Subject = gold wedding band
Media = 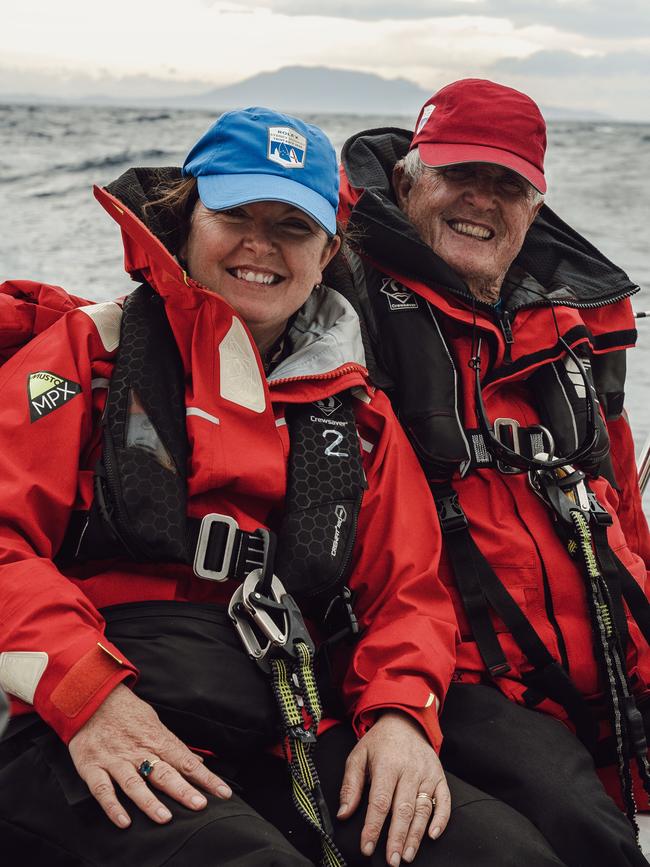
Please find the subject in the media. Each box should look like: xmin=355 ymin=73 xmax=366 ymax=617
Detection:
xmin=416 ymin=791 xmax=434 ymax=803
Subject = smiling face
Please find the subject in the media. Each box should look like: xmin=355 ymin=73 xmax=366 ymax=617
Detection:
xmin=393 ymin=160 xmax=543 ymax=303
xmin=182 ymin=200 xmax=340 ymax=353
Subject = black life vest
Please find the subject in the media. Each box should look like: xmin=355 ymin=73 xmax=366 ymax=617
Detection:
xmin=51 ymin=281 xmax=368 ymax=866
xmin=331 ymin=248 xmax=650 ymax=824
xmin=44 ymin=282 xmax=367 ymax=760
xmin=61 ymin=282 xmax=367 ymax=620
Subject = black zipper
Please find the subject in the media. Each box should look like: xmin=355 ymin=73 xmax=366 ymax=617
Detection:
xmin=444 ymin=282 xmax=639 ymax=316
xmin=499 ymin=310 xmax=514 ymax=364
xmin=98 ymin=422 xmax=140 ymax=559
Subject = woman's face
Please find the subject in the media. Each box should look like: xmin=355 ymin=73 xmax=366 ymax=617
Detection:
xmin=182 ymin=200 xmax=340 ymax=344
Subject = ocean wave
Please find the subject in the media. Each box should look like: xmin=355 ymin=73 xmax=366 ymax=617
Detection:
xmin=52 ymin=148 xmax=171 ymax=173
xmin=2 ymin=148 xmax=172 ymax=183
xmin=117 ymin=113 xmax=173 ymax=123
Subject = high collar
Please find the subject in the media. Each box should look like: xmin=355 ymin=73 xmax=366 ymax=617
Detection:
xmin=340 ymin=127 xmax=639 ymax=313
xmin=94 ymin=167 xmax=366 ymax=382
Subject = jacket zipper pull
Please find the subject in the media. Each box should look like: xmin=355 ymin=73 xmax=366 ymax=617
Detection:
xmin=499 ymin=310 xmax=514 ymax=364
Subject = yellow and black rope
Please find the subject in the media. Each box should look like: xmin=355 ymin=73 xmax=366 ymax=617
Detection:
xmin=271 ymin=645 xmax=346 ymax=867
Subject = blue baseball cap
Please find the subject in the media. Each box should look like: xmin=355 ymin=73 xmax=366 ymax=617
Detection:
xmin=182 ymin=107 xmax=339 ymax=236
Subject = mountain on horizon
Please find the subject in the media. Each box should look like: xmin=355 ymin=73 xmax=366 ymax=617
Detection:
xmin=173 ymin=66 xmax=430 ymax=116
xmin=1 ymin=64 xmax=610 ymax=121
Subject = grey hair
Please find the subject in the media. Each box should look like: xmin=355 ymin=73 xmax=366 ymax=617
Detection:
xmin=395 ymin=149 xmax=425 ymax=183
xmin=396 ymin=148 xmax=544 ymax=205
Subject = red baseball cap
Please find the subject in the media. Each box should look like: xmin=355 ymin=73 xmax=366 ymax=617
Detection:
xmin=410 ymin=78 xmax=547 ymax=194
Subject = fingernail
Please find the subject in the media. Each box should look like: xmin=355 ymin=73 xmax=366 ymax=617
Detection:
xmin=116 ymin=813 xmax=130 ymax=828
xmin=404 ymin=847 xmax=415 ymax=862
xmin=430 ymin=826 xmax=441 ymax=840
xmin=337 ymin=803 xmax=348 ymax=817
xmin=191 ymin=794 xmax=207 ymax=808
xmin=362 ymin=841 xmax=375 ymax=856
xmin=157 ymin=806 xmax=172 ymax=821
xmin=217 ymin=784 xmax=231 ymax=798
xmin=390 ymin=852 xmax=401 ymax=867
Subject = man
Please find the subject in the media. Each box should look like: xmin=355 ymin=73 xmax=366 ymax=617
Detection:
xmin=335 ymin=78 xmax=650 ymax=866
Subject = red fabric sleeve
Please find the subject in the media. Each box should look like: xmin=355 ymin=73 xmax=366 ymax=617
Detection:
xmin=0 ymin=304 xmax=137 ymax=742
xmin=341 ymin=389 xmax=458 ymax=752
xmin=608 ymin=412 xmax=650 ymax=569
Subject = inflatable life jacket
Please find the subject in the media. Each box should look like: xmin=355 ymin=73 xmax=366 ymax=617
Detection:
xmin=60 ymin=282 xmax=367 ymax=625
xmin=327 ymin=245 xmax=650 ymax=829
xmin=1 ymin=279 xmax=366 ymax=867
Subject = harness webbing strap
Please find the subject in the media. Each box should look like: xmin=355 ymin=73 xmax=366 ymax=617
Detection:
xmin=614 ymin=554 xmax=650 ymax=646
xmin=465 ymin=426 xmax=549 ymax=473
xmin=434 ymin=487 xmax=510 ymax=677
xmin=587 ymin=503 xmax=650 ymax=650
xmin=432 ymin=484 xmax=599 ymax=750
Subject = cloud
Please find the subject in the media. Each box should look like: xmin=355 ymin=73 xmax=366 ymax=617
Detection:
xmin=481 ymin=0 xmax=650 ymax=39
xmin=485 ymin=48 xmax=650 ymax=121
xmin=5 ymin=0 xmax=650 ymax=121
xmin=208 ymin=0 xmax=650 ymax=38
xmin=493 ymin=49 xmax=650 ymax=77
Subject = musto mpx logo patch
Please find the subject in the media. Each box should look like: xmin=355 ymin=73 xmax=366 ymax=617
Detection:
xmin=28 ymin=370 xmax=82 ymax=422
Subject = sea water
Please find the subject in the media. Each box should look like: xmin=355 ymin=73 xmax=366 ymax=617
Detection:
xmin=1 ymin=103 xmax=649 ymax=463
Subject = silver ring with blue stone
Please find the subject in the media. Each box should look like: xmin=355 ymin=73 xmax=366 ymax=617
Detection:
xmin=138 ymin=758 xmax=161 ymax=779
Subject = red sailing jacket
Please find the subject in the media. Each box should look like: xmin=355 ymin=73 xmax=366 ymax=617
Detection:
xmin=338 ymin=127 xmax=650 ymax=807
xmin=0 ymin=171 xmax=458 ymax=752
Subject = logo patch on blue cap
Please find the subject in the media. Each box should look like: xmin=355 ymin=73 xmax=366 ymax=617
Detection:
xmin=267 ymin=126 xmax=307 ymax=169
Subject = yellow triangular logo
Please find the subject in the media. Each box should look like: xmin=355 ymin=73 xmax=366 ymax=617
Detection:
xmin=29 ymin=371 xmax=64 ymax=400
xmin=27 ymin=371 xmax=82 ymax=422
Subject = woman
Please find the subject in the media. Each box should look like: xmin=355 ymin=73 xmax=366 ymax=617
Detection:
xmin=0 ymin=108 xmax=565 ymax=867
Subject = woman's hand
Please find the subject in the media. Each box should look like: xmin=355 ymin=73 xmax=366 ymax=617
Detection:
xmin=68 ymin=683 xmax=232 ymax=828
xmin=336 ymin=710 xmax=451 ymax=866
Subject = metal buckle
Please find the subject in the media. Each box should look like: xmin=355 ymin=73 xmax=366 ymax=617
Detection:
xmin=493 ymin=417 xmax=521 ymax=474
xmin=193 ymin=513 xmax=238 ymax=582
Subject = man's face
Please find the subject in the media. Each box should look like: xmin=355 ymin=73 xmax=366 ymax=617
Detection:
xmin=394 ymin=161 xmax=543 ymax=302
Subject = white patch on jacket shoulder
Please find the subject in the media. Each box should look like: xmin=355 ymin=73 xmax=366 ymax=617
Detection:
xmin=79 ymin=302 xmax=123 ymax=352
xmin=219 ymin=318 xmax=266 ymax=413
xmin=0 ymin=651 xmax=48 ymax=703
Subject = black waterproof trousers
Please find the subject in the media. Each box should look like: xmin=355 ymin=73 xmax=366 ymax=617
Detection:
xmin=0 ymin=716 xmax=565 ymax=867
xmin=439 ymin=683 xmax=648 ymax=867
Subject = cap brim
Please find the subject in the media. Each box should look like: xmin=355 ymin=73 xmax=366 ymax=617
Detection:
xmin=197 ymin=173 xmax=337 ymax=236
xmin=417 ymin=142 xmax=546 ymax=194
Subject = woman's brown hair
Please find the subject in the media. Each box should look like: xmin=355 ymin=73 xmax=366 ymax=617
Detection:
xmin=143 ymin=175 xmax=199 ymax=255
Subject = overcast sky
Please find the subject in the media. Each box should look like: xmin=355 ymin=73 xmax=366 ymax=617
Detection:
xmin=3 ymin=0 xmax=649 ymax=120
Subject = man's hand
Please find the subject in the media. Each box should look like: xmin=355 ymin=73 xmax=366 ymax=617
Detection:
xmin=336 ymin=710 xmax=450 ymax=866
xmin=68 ymin=683 xmax=232 ymax=828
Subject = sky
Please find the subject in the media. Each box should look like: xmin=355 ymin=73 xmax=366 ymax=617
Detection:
xmin=2 ymin=0 xmax=650 ymax=120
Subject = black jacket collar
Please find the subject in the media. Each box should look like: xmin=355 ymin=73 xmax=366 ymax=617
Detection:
xmin=341 ymin=128 xmax=639 ymax=311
